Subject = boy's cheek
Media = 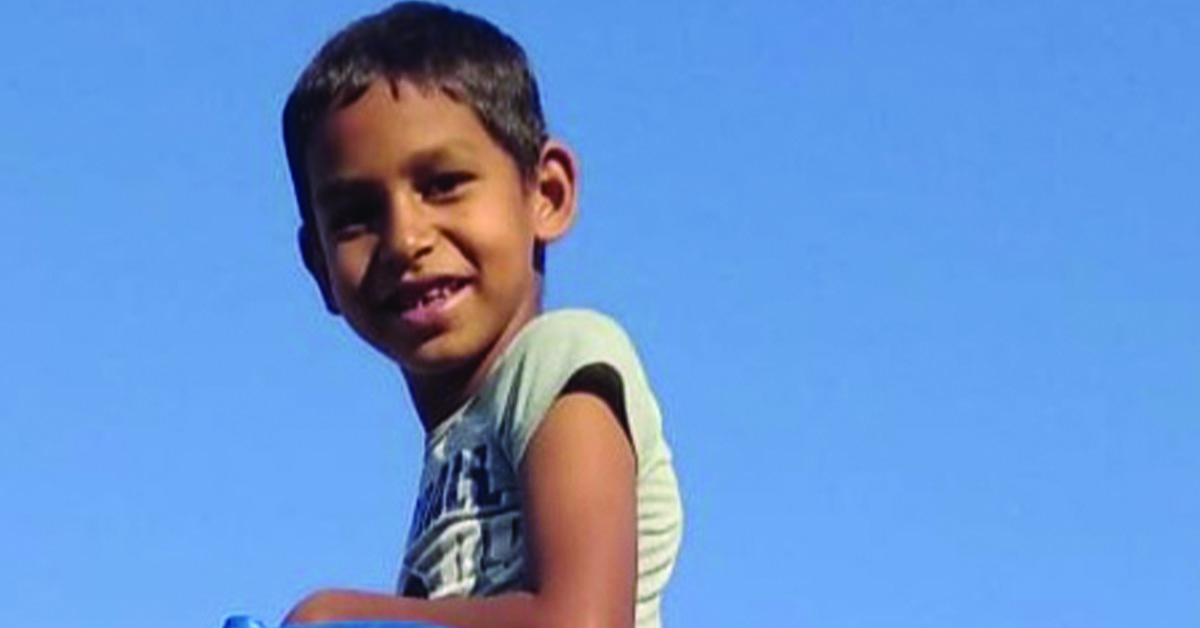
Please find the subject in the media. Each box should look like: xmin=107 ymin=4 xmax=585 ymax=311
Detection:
xmin=327 ymin=245 xmax=373 ymax=295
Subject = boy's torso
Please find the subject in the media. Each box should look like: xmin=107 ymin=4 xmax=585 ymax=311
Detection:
xmin=397 ymin=309 xmax=684 ymax=628
xmin=400 ymin=401 xmax=527 ymax=598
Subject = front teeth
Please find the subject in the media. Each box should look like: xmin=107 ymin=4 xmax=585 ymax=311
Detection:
xmin=420 ymin=285 xmax=452 ymax=305
xmin=411 ymin=280 xmax=462 ymax=308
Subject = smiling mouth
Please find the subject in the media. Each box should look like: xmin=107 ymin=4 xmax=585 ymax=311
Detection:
xmin=391 ymin=276 xmax=471 ymax=315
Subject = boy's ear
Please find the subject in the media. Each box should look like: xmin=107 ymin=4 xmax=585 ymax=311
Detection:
xmin=298 ymin=224 xmax=341 ymax=315
xmin=530 ymin=140 xmax=579 ymax=243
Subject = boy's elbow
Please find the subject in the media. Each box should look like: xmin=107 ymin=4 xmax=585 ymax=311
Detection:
xmin=282 ymin=589 xmax=352 ymax=626
xmin=537 ymin=598 xmax=633 ymax=628
xmin=551 ymin=612 xmax=633 ymax=628
xmin=562 ymin=613 xmax=633 ymax=628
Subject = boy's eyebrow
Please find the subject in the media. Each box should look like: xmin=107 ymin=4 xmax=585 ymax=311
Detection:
xmin=404 ymin=141 xmax=478 ymax=169
xmin=312 ymin=178 xmax=377 ymax=210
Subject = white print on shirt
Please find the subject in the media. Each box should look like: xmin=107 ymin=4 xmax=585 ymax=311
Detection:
xmin=400 ymin=440 xmax=525 ymax=598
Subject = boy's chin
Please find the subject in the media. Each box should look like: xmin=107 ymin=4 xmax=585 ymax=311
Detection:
xmin=387 ymin=336 xmax=483 ymax=378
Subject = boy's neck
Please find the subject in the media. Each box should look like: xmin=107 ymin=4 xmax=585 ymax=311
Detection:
xmin=403 ymin=290 xmax=543 ymax=434
xmin=404 ymin=361 xmax=484 ymax=433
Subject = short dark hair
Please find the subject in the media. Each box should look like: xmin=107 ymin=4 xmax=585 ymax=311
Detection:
xmin=282 ymin=2 xmax=548 ymax=231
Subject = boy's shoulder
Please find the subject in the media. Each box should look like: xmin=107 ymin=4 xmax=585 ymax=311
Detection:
xmin=496 ymin=308 xmax=643 ymax=386
xmin=515 ymin=308 xmax=632 ymax=351
xmin=468 ymin=308 xmax=659 ymax=465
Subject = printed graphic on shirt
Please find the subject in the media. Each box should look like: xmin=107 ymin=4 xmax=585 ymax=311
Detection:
xmin=399 ymin=435 xmax=527 ymax=598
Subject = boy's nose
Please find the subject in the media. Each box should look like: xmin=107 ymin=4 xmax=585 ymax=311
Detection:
xmin=379 ymin=193 xmax=435 ymax=265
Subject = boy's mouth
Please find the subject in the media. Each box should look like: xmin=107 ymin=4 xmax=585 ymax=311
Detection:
xmin=390 ymin=276 xmax=471 ymax=318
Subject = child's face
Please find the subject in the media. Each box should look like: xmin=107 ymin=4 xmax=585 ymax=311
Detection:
xmin=302 ymin=80 xmax=568 ymax=374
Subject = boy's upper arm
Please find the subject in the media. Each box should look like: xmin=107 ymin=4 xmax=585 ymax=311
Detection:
xmin=518 ymin=389 xmax=637 ymax=628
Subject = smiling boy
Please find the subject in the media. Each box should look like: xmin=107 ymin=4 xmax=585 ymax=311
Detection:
xmin=279 ymin=4 xmax=682 ymax=628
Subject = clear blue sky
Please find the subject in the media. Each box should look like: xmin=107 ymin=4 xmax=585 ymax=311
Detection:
xmin=2 ymin=1 xmax=1197 ymax=627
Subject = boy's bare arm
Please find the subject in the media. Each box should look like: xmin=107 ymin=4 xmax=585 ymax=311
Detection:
xmin=283 ymin=390 xmax=638 ymax=628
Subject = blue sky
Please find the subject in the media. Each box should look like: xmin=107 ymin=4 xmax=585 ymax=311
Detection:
xmin=2 ymin=1 xmax=1197 ymax=627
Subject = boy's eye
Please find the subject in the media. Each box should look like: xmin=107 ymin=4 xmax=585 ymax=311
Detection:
xmin=323 ymin=200 xmax=378 ymax=239
xmin=315 ymin=183 xmax=386 ymax=239
xmin=418 ymin=171 xmax=474 ymax=201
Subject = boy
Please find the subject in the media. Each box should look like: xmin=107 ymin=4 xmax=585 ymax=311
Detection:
xmin=279 ymin=3 xmax=682 ymax=628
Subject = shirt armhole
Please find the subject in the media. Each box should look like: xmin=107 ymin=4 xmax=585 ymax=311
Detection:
xmin=560 ymin=362 xmax=634 ymax=448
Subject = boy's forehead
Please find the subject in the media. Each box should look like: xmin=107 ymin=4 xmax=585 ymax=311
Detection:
xmin=305 ymin=79 xmax=489 ymax=180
